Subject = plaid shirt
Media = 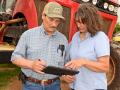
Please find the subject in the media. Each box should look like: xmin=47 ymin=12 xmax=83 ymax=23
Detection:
xmin=11 ymin=24 xmax=68 ymax=80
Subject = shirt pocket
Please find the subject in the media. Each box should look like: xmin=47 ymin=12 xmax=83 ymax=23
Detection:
xmin=55 ymin=50 xmax=65 ymax=67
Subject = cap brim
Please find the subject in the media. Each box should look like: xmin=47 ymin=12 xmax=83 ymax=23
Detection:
xmin=47 ymin=14 xmax=65 ymax=20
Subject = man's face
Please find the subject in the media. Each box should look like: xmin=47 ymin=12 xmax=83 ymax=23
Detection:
xmin=42 ymin=14 xmax=61 ymax=35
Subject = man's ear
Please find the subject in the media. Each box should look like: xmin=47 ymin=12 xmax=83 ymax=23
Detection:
xmin=42 ymin=12 xmax=45 ymax=20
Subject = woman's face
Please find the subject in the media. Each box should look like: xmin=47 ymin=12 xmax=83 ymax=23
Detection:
xmin=75 ymin=18 xmax=87 ymax=33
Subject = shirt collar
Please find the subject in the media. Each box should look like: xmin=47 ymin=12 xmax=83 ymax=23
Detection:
xmin=40 ymin=24 xmax=58 ymax=36
xmin=86 ymin=32 xmax=91 ymax=38
xmin=78 ymin=31 xmax=91 ymax=39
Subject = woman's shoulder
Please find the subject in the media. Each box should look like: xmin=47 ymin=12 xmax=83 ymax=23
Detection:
xmin=95 ymin=31 xmax=108 ymax=38
xmin=96 ymin=31 xmax=107 ymax=36
xmin=94 ymin=31 xmax=109 ymax=41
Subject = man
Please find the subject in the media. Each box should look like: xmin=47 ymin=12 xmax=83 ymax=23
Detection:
xmin=11 ymin=2 xmax=68 ymax=90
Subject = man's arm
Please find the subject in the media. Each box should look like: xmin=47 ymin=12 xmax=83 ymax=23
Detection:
xmin=12 ymin=58 xmax=32 ymax=69
xmin=12 ymin=58 xmax=47 ymax=74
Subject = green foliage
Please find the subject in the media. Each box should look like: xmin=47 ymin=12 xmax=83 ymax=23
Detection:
xmin=0 ymin=63 xmax=20 ymax=88
xmin=0 ymin=63 xmax=17 ymax=68
xmin=114 ymin=23 xmax=120 ymax=34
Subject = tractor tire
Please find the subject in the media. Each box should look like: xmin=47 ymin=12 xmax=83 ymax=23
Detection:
xmin=108 ymin=42 xmax=120 ymax=90
xmin=0 ymin=50 xmax=13 ymax=63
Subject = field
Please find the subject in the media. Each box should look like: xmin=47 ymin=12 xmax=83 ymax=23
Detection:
xmin=0 ymin=63 xmax=21 ymax=90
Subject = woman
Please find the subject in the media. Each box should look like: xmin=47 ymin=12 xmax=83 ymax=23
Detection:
xmin=65 ymin=3 xmax=110 ymax=90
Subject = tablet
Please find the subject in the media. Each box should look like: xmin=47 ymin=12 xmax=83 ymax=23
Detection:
xmin=42 ymin=66 xmax=79 ymax=76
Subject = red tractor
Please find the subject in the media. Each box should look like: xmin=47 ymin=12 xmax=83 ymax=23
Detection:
xmin=0 ymin=0 xmax=120 ymax=89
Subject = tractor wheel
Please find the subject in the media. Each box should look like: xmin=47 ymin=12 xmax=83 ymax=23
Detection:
xmin=108 ymin=42 xmax=120 ymax=90
xmin=107 ymin=56 xmax=115 ymax=86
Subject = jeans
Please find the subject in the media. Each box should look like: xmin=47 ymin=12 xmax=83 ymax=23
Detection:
xmin=23 ymin=79 xmax=61 ymax=90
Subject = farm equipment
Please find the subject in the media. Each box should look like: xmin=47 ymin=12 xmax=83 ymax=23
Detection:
xmin=0 ymin=0 xmax=120 ymax=89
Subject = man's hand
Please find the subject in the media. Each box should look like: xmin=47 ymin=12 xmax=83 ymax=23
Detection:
xmin=31 ymin=59 xmax=47 ymax=74
xmin=61 ymin=75 xmax=76 ymax=83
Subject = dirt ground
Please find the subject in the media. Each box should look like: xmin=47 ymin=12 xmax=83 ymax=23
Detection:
xmin=1 ymin=76 xmax=22 ymax=90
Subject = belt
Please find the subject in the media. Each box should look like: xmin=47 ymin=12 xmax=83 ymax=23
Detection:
xmin=26 ymin=77 xmax=59 ymax=86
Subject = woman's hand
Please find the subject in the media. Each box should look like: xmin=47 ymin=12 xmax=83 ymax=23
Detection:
xmin=65 ymin=58 xmax=85 ymax=70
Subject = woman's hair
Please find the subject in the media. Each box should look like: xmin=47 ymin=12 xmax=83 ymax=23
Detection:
xmin=75 ymin=3 xmax=103 ymax=36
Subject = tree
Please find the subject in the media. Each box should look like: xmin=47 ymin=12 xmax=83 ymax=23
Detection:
xmin=114 ymin=23 xmax=120 ymax=34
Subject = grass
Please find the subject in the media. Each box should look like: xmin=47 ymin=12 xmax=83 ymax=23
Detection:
xmin=0 ymin=63 xmax=17 ymax=68
xmin=0 ymin=63 xmax=20 ymax=88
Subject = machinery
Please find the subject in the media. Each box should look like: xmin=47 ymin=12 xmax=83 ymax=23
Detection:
xmin=0 ymin=0 xmax=120 ymax=89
